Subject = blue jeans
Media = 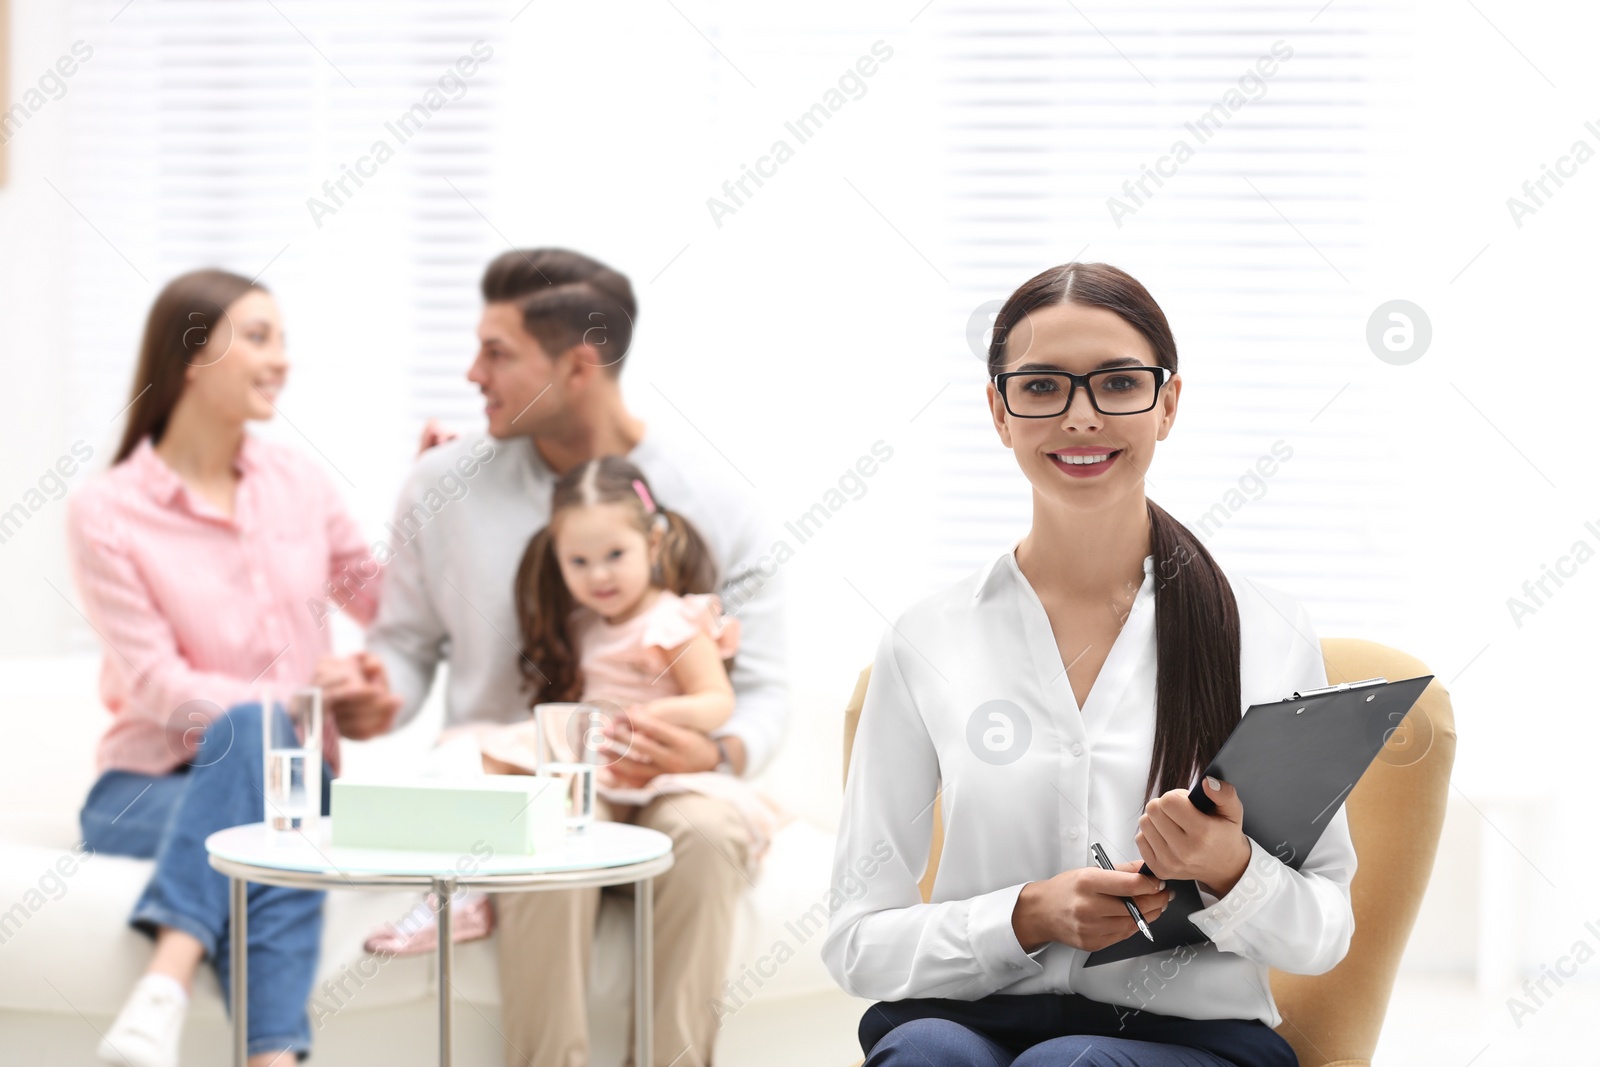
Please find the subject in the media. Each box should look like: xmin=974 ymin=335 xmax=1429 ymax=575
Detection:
xmin=861 ymin=994 xmax=1298 ymax=1067
xmin=81 ymin=702 xmax=331 ymax=1061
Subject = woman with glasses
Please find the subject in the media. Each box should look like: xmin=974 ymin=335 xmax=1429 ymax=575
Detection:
xmin=822 ymin=262 xmax=1355 ymax=1067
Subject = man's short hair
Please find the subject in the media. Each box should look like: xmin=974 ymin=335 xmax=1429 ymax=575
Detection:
xmin=480 ymin=248 xmax=637 ymax=374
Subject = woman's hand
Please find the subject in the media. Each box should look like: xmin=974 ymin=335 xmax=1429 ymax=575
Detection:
xmin=1012 ymin=861 xmax=1173 ymax=952
xmin=1135 ymin=776 xmax=1252 ymax=898
xmin=314 ymin=652 xmax=402 ymax=741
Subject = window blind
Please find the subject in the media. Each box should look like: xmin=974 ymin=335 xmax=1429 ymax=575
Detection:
xmin=928 ymin=1 xmax=1408 ymax=637
xmin=60 ymin=0 xmax=507 ymax=648
xmin=63 ymin=0 xmax=505 ymax=455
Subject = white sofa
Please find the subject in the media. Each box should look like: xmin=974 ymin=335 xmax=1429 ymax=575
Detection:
xmin=0 ymin=655 xmax=867 ymax=1066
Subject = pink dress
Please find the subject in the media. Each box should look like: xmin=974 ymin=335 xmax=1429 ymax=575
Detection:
xmin=570 ymin=589 xmax=741 ymax=712
xmin=475 ymin=589 xmax=782 ymax=874
xmin=581 ymin=591 xmax=779 ymax=871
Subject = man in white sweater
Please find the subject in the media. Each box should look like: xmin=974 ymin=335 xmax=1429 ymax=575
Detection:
xmin=322 ymin=248 xmax=789 ymax=1067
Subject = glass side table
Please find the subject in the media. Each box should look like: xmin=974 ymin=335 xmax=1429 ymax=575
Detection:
xmin=205 ymin=817 xmax=673 ymax=1067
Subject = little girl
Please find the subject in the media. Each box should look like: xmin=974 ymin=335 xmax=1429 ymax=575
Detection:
xmin=496 ymin=453 xmax=743 ymax=769
xmin=366 ymin=456 xmax=775 ymax=956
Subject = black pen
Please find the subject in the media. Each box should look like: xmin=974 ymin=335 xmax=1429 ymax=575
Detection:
xmin=1090 ymin=841 xmax=1155 ymax=942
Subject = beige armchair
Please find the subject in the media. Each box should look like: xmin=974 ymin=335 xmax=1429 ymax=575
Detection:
xmin=841 ymin=638 xmax=1456 ymax=1067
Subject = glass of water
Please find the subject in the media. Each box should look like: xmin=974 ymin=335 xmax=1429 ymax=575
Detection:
xmin=533 ymin=701 xmax=612 ymax=767
xmin=539 ymin=762 xmax=596 ymax=833
xmin=533 ymin=702 xmax=611 ymax=833
xmin=263 ymin=687 xmax=322 ymax=831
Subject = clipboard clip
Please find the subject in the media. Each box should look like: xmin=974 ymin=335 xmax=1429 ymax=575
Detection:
xmin=1292 ymin=677 xmax=1387 ymax=700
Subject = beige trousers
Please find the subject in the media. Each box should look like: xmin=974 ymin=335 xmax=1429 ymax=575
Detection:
xmin=494 ymin=790 xmax=752 ymax=1067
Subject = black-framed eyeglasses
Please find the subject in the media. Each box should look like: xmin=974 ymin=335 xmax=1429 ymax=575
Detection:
xmin=991 ymin=366 xmax=1168 ymax=418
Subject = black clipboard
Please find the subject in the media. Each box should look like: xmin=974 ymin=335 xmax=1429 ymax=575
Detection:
xmin=1083 ymin=673 xmax=1434 ymax=966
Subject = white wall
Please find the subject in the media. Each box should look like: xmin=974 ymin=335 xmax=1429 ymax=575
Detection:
xmin=0 ymin=0 xmax=77 ymax=655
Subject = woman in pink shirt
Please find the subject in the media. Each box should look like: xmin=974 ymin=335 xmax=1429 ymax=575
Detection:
xmin=67 ymin=269 xmax=398 ymax=1067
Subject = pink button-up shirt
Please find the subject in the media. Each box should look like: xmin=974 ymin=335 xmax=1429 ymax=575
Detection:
xmin=66 ymin=435 xmax=380 ymax=777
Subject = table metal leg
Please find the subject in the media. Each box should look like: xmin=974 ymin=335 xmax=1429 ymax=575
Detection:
xmin=435 ymin=878 xmax=454 ymax=1067
xmin=635 ymin=876 xmax=653 ymax=1067
xmin=230 ymin=877 xmax=247 ymax=1067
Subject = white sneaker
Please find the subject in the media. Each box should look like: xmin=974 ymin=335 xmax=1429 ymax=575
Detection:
xmin=98 ymin=974 xmax=188 ymax=1067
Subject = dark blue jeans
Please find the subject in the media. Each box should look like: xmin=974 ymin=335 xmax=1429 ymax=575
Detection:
xmin=81 ymin=702 xmax=331 ymax=1061
xmin=862 ymin=993 xmax=1298 ymax=1067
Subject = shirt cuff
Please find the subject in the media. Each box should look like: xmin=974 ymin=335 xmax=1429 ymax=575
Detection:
xmin=1187 ymin=838 xmax=1284 ymax=946
xmin=968 ymin=882 xmax=1049 ymax=982
xmin=713 ymin=721 xmax=768 ymax=779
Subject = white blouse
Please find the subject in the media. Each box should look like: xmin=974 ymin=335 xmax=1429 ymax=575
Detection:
xmin=822 ymin=537 xmax=1357 ymax=1029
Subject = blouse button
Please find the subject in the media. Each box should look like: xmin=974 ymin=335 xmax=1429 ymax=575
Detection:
xmin=1070 ymin=742 xmax=1083 ymax=757
xmin=1068 ymin=826 xmax=1080 ymax=840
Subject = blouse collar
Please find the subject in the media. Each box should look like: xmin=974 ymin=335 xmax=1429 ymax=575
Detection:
xmin=125 ymin=433 xmax=261 ymax=510
xmin=125 ymin=436 xmax=184 ymax=506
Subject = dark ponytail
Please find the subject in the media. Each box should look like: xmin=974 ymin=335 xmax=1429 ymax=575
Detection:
xmin=1144 ymin=499 xmax=1241 ymax=804
xmin=514 ymin=455 xmax=724 ymax=705
xmin=989 ymin=262 xmax=1241 ymax=803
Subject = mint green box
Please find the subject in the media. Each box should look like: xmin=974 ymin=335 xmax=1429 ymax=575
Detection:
xmin=331 ymin=777 xmax=564 ymax=855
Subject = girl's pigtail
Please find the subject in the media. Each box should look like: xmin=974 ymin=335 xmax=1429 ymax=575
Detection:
xmin=514 ymin=523 xmax=584 ymax=705
xmin=653 ymin=505 xmax=718 ymax=597
xmin=653 ymin=505 xmax=735 ymax=671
